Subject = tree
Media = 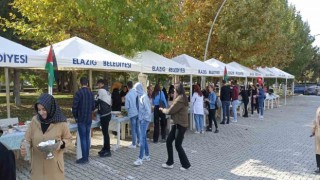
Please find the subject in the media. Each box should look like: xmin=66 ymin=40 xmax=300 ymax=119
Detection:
xmin=169 ymin=0 xmax=314 ymax=75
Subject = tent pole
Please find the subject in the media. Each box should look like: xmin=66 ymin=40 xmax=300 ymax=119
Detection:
xmin=285 ymin=78 xmax=287 ymax=105
xmin=5 ymin=68 xmax=11 ymax=118
xmin=89 ymin=70 xmax=93 ymax=90
xmin=292 ymin=80 xmax=295 ymax=95
xmin=190 ymin=75 xmax=193 ymax=130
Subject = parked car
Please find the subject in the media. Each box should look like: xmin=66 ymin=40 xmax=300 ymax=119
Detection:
xmin=304 ymin=85 xmax=319 ymax=95
xmin=294 ymin=85 xmax=306 ymax=94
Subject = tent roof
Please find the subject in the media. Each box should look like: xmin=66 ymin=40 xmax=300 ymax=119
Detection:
xmin=256 ymin=67 xmax=276 ymax=78
xmin=129 ymin=50 xmax=191 ymax=75
xmin=204 ymin=58 xmax=246 ymax=77
xmin=228 ymin=62 xmax=262 ymax=77
xmin=0 ymin=36 xmax=45 ymax=68
xmin=269 ymin=67 xmax=295 ymax=79
xmin=37 ymin=36 xmax=140 ymax=72
xmin=172 ymin=54 xmax=222 ymax=76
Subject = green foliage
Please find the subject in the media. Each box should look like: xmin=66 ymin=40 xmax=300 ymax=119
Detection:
xmin=0 ymin=0 xmax=317 ymax=83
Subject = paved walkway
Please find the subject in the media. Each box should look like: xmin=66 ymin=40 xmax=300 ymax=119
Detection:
xmin=16 ymin=95 xmax=320 ymax=180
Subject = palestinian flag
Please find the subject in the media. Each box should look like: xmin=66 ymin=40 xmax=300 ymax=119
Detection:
xmin=223 ymin=66 xmax=228 ymax=81
xmin=45 ymin=45 xmax=56 ymax=88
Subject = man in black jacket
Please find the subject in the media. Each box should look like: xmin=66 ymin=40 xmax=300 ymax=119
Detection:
xmin=96 ymin=79 xmax=112 ymax=157
xmin=72 ymin=77 xmax=95 ymax=164
xmin=220 ymin=80 xmax=231 ymax=124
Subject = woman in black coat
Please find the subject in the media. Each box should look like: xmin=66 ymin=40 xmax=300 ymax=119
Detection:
xmin=250 ymin=85 xmax=259 ymax=115
xmin=0 ymin=142 xmax=16 ymax=180
xmin=111 ymin=83 xmax=122 ymax=111
xmin=239 ymin=86 xmax=249 ymax=117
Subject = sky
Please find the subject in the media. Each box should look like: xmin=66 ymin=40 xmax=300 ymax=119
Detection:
xmin=287 ymin=0 xmax=320 ymax=47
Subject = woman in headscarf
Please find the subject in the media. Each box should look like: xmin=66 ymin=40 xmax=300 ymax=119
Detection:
xmin=160 ymin=83 xmax=191 ymax=171
xmin=20 ymin=93 xmax=72 ymax=180
xmin=311 ymin=107 xmax=320 ymax=173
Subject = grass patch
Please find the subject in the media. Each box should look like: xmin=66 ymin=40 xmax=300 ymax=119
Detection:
xmin=0 ymin=93 xmax=74 ymax=122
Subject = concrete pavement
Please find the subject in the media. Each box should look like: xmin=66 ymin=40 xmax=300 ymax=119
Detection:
xmin=16 ymin=95 xmax=320 ymax=180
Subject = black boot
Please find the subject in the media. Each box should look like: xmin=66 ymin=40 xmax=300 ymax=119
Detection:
xmin=315 ymin=167 xmax=320 ymax=174
xmin=99 ymin=150 xmax=112 ymax=157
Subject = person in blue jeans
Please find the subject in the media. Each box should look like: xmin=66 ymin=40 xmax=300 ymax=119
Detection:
xmin=133 ymin=82 xmax=152 ymax=166
xmin=72 ymin=77 xmax=95 ymax=164
xmin=152 ymin=84 xmax=168 ymax=143
xmin=125 ymin=81 xmax=140 ymax=149
xmin=191 ymin=85 xmax=204 ymax=133
xmin=220 ymin=80 xmax=231 ymax=124
xmin=231 ymin=80 xmax=239 ymax=123
xmin=257 ymin=84 xmax=265 ymax=119
xmin=96 ymin=79 xmax=112 ymax=157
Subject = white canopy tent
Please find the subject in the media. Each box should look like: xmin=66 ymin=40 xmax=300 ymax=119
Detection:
xmin=266 ymin=67 xmax=295 ymax=105
xmin=0 ymin=36 xmax=46 ymax=68
xmin=172 ymin=54 xmax=223 ymax=130
xmin=129 ymin=50 xmax=191 ymax=75
xmin=228 ymin=61 xmax=263 ymax=89
xmin=1 ymin=36 xmax=47 ymax=118
xmin=228 ymin=62 xmax=262 ymax=78
xmin=204 ymin=58 xmax=246 ymax=78
xmin=130 ymin=51 xmax=192 ymax=129
xmin=269 ymin=67 xmax=294 ymax=79
xmin=37 ymin=37 xmax=140 ymax=72
xmin=257 ymin=67 xmax=276 ymax=79
xmin=172 ymin=54 xmax=222 ymax=77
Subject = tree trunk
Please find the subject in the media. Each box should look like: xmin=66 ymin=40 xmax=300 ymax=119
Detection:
xmin=72 ymin=71 xmax=78 ymax=94
xmin=13 ymin=69 xmax=21 ymax=106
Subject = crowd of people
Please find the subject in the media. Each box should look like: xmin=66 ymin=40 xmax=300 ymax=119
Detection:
xmin=14 ymin=76 xmax=281 ymax=179
xmin=0 ymin=76 xmax=318 ymax=179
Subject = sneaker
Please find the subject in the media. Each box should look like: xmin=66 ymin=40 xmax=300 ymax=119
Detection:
xmin=233 ymin=120 xmax=237 ymax=123
xmin=133 ymin=158 xmax=143 ymax=166
xmin=314 ymin=168 xmax=320 ymax=174
xmin=76 ymin=158 xmax=89 ymax=164
xmin=180 ymin=167 xmax=190 ymax=171
xmin=214 ymin=129 xmax=219 ymax=133
xmin=143 ymin=156 xmax=151 ymax=162
xmin=162 ymin=163 xmax=174 ymax=169
xmin=137 ymin=143 xmax=140 ymax=147
xmin=220 ymin=121 xmax=225 ymax=125
xmin=200 ymin=131 xmax=204 ymax=134
xmin=128 ymin=144 xmax=137 ymax=149
xmin=259 ymin=116 xmax=264 ymax=119
xmin=194 ymin=131 xmax=200 ymax=134
xmin=206 ymin=127 xmax=212 ymax=132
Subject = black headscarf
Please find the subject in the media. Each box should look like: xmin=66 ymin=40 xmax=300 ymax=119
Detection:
xmin=34 ymin=93 xmax=67 ymax=124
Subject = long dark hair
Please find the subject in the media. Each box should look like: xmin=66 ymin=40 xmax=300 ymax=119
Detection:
xmin=152 ymin=84 xmax=161 ymax=99
xmin=175 ymin=83 xmax=188 ymax=106
xmin=194 ymin=84 xmax=203 ymax=97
